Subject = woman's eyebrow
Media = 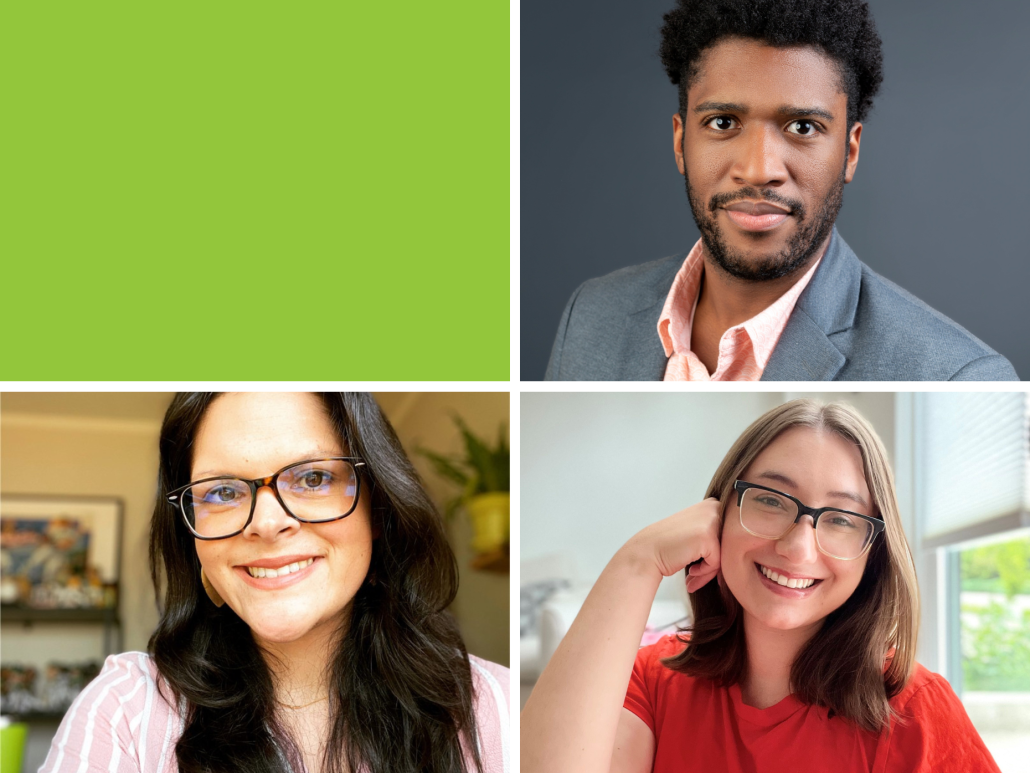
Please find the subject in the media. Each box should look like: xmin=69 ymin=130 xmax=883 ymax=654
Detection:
xmin=755 ymin=470 xmax=868 ymax=508
xmin=755 ymin=470 xmax=798 ymax=488
xmin=192 ymin=449 xmax=347 ymax=479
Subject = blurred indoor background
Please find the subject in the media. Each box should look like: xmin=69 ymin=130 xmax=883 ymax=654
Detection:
xmin=0 ymin=391 xmax=509 ymax=772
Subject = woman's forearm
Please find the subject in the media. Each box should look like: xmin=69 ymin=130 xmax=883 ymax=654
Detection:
xmin=520 ymin=544 xmax=663 ymax=773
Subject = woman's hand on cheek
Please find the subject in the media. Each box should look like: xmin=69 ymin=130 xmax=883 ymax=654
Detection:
xmin=624 ymin=498 xmax=723 ymax=587
xmin=686 ymin=561 xmax=721 ymax=595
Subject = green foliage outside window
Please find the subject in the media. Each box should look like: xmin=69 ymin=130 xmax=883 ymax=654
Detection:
xmin=960 ymin=535 xmax=1030 ymax=691
xmin=960 ymin=536 xmax=1030 ymax=597
xmin=961 ymin=600 xmax=1030 ymax=691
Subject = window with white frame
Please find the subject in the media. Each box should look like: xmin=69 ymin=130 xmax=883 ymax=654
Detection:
xmin=910 ymin=392 xmax=1030 ymax=772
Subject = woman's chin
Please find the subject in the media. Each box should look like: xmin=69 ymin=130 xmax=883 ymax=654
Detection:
xmin=240 ymin=612 xmax=326 ymax=645
xmin=249 ymin=622 xmax=316 ymax=644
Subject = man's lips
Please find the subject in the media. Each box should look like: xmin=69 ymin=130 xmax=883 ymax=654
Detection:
xmin=723 ymin=200 xmax=791 ymax=215
xmin=721 ymin=200 xmax=791 ymax=232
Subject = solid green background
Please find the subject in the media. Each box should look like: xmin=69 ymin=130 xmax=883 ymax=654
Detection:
xmin=1 ymin=3 xmax=509 ymax=380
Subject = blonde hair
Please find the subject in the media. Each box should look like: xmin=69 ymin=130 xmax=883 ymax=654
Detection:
xmin=662 ymin=399 xmax=920 ymax=733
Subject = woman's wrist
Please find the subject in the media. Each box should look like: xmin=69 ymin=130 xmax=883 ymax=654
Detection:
xmin=612 ymin=536 xmax=665 ymax=585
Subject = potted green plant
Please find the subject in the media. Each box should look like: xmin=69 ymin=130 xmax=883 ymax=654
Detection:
xmin=418 ymin=417 xmax=509 ymax=555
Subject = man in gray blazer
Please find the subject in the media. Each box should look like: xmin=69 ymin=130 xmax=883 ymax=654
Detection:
xmin=544 ymin=0 xmax=1019 ymax=382
xmin=545 ymin=228 xmax=1018 ymax=380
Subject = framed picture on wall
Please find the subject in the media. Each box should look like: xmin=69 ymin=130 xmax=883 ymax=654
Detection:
xmin=0 ymin=495 xmax=122 ymax=609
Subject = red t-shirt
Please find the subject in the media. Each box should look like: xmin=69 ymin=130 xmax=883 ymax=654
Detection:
xmin=623 ymin=635 xmax=1000 ymax=773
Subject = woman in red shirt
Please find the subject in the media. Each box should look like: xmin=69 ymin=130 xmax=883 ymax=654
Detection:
xmin=521 ymin=399 xmax=1001 ymax=773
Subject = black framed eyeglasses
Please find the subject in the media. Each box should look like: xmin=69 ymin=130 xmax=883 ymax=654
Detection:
xmin=733 ymin=480 xmax=885 ymax=560
xmin=167 ymin=457 xmax=366 ymax=540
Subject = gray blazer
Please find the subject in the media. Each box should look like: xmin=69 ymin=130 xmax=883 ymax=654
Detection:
xmin=545 ymin=229 xmax=1019 ymax=381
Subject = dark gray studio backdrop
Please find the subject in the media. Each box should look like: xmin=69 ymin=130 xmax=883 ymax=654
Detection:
xmin=522 ymin=0 xmax=1030 ymax=380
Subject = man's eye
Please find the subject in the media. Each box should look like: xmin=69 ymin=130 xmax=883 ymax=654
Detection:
xmin=786 ymin=120 xmax=817 ymax=136
xmin=706 ymin=116 xmax=739 ymax=131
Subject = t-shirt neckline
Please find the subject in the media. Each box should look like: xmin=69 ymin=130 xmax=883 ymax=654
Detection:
xmin=729 ymin=681 xmax=806 ymax=727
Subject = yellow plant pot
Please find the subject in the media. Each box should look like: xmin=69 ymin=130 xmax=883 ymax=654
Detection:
xmin=1 ymin=722 xmax=28 ymax=773
xmin=466 ymin=492 xmax=510 ymax=555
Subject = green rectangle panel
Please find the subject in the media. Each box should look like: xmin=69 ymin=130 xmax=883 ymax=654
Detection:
xmin=1 ymin=2 xmax=509 ymax=380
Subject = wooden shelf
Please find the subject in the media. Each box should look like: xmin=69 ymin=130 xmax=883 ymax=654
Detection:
xmin=0 ymin=605 xmax=118 ymax=624
xmin=470 ymin=548 xmax=509 ymax=573
xmin=4 ymin=710 xmax=68 ymax=722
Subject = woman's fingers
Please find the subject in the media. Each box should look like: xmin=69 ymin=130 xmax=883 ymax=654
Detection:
xmin=685 ymin=571 xmax=715 ymax=594
xmin=687 ymin=558 xmax=716 ymax=576
xmin=685 ymin=559 xmax=717 ymax=587
xmin=642 ymin=498 xmax=724 ymax=578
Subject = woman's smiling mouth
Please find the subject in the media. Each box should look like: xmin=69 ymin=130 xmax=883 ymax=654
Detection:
xmin=246 ymin=557 xmax=315 ymax=578
xmin=235 ymin=556 xmax=321 ymax=589
xmin=755 ymin=562 xmax=824 ymax=596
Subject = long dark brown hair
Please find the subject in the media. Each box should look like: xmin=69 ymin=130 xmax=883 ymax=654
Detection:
xmin=148 ymin=392 xmax=482 ymax=773
xmin=663 ymin=400 xmax=920 ymax=733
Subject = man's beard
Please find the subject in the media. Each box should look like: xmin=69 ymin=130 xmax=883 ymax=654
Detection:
xmin=685 ymin=163 xmax=846 ymax=282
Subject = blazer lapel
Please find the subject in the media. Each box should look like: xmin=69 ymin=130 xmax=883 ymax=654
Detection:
xmin=761 ymin=229 xmax=860 ymax=381
xmin=761 ymin=309 xmax=846 ymax=380
xmin=616 ymin=300 xmax=670 ymax=380
xmin=608 ymin=252 xmax=685 ymax=380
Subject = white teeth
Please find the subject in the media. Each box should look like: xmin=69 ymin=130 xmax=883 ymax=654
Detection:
xmin=247 ymin=557 xmax=314 ymax=579
xmin=759 ymin=564 xmax=816 ymax=590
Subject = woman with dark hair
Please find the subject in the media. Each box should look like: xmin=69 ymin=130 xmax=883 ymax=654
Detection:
xmin=40 ymin=392 xmax=510 ymax=773
xmin=522 ymin=400 xmax=999 ymax=773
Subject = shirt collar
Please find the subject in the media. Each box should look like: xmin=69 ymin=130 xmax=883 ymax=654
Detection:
xmin=657 ymin=238 xmax=827 ymax=370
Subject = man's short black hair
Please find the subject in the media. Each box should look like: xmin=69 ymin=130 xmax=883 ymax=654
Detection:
xmin=660 ymin=0 xmax=884 ymax=127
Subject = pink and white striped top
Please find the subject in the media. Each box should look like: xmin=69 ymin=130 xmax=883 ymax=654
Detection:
xmin=39 ymin=651 xmax=510 ymax=773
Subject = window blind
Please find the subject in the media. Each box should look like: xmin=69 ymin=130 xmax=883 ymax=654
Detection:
xmin=917 ymin=392 xmax=1030 ymax=546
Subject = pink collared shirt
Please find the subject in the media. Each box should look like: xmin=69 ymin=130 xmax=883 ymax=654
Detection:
xmin=658 ymin=239 xmax=825 ymax=381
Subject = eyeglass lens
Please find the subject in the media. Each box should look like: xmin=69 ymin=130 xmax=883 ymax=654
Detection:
xmin=181 ymin=460 xmax=358 ymax=538
xmin=740 ymin=487 xmax=872 ymax=559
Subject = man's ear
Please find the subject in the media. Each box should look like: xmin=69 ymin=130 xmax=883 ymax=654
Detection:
xmin=673 ymin=112 xmax=687 ymax=176
xmin=844 ymin=121 xmax=863 ymax=184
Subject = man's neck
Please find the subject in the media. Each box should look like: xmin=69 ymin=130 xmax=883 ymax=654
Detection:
xmin=689 ymin=231 xmax=830 ymax=373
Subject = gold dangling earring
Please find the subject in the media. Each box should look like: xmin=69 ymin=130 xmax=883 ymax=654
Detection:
xmin=200 ymin=567 xmax=225 ymax=607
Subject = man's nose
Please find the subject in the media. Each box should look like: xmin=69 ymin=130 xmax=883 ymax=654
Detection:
xmin=731 ymin=123 xmax=788 ymax=188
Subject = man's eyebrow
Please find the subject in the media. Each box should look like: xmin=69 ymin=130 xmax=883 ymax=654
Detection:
xmin=779 ymin=105 xmax=835 ymax=122
xmin=754 ymin=471 xmax=868 ymax=508
xmin=693 ymin=101 xmax=748 ymax=114
xmin=691 ymin=102 xmax=835 ymax=122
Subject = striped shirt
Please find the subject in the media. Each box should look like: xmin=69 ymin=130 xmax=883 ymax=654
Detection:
xmin=39 ymin=651 xmax=510 ymax=773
